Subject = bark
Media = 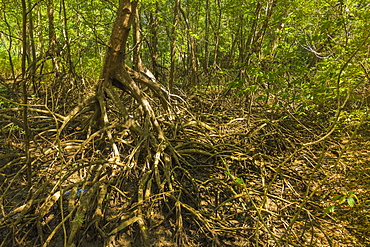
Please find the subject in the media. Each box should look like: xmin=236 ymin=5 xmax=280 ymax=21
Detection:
xmin=27 ymin=0 xmax=38 ymax=94
xmin=213 ymin=0 xmax=221 ymax=68
xmin=98 ymin=0 xmax=134 ymax=95
xmin=204 ymin=0 xmax=210 ymax=70
xmin=169 ymin=0 xmax=180 ymax=91
xmin=179 ymin=1 xmax=198 ymax=85
xmin=132 ymin=1 xmax=140 ymax=71
xmin=61 ymin=0 xmax=75 ymax=76
xmin=131 ymin=2 xmax=156 ymax=83
xmin=148 ymin=2 xmax=160 ymax=80
xmin=240 ymin=2 xmax=261 ymax=66
xmin=21 ymin=0 xmax=32 ymax=190
xmin=46 ymin=0 xmax=60 ymax=76
xmin=96 ymin=0 xmax=166 ymax=138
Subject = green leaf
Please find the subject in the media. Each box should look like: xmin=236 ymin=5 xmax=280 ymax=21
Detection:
xmin=235 ymin=177 xmax=243 ymax=184
xmin=332 ymin=194 xmax=342 ymax=200
xmin=338 ymin=196 xmax=346 ymax=204
xmin=349 ymin=191 xmax=359 ymax=200
xmin=347 ymin=196 xmax=356 ymax=207
xmin=72 ymin=213 xmax=85 ymax=223
xmin=323 ymin=205 xmax=335 ymax=216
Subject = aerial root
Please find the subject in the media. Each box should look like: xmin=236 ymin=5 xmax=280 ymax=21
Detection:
xmin=1 ymin=84 xmax=353 ymax=246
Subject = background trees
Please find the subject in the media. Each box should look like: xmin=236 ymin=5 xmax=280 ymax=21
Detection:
xmin=1 ymin=0 xmax=368 ymax=107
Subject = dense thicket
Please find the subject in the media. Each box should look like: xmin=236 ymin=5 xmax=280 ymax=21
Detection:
xmin=0 ymin=0 xmax=369 ymax=246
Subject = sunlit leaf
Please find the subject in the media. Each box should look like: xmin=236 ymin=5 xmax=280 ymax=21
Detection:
xmin=323 ymin=205 xmax=336 ymax=216
xmin=338 ymin=196 xmax=346 ymax=204
xmin=332 ymin=195 xmax=342 ymax=200
xmin=347 ymin=196 xmax=356 ymax=207
xmin=235 ymin=177 xmax=243 ymax=184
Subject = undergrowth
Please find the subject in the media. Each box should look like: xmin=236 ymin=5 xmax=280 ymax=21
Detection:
xmin=0 ymin=85 xmax=369 ymax=247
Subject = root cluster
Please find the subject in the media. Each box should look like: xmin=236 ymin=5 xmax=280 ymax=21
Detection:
xmin=0 ymin=86 xmax=369 ymax=246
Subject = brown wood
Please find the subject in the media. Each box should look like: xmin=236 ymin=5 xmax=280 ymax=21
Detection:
xmin=98 ymin=0 xmax=134 ymax=94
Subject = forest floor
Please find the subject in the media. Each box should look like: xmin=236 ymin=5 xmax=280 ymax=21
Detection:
xmin=184 ymin=87 xmax=370 ymax=246
xmin=0 ymin=85 xmax=369 ymax=246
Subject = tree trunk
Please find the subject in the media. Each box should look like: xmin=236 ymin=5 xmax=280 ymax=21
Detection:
xmin=96 ymin=0 xmax=167 ymax=140
xmin=21 ymin=0 xmax=32 ymax=190
xmin=46 ymin=0 xmax=60 ymax=76
xmin=98 ymin=0 xmax=133 ymax=94
xmin=169 ymin=0 xmax=180 ymax=91
xmin=204 ymin=0 xmax=210 ymax=70
xmin=213 ymin=0 xmax=221 ymax=68
xmin=132 ymin=1 xmax=140 ymax=71
xmin=148 ymin=2 xmax=160 ymax=80
xmin=179 ymin=1 xmax=198 ymax=86
xmin=61 ymin=0 xmax=75 ymax=76
xmin=57 ymin=3 xmax=170 ymax=244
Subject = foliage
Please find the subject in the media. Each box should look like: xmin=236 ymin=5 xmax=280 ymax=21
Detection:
xmin=324 ymin=190 xmax=359 ymax=216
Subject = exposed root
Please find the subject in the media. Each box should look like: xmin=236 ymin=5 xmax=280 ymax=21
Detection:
xmin=0 ymin=86 xmax=369 ymax=246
